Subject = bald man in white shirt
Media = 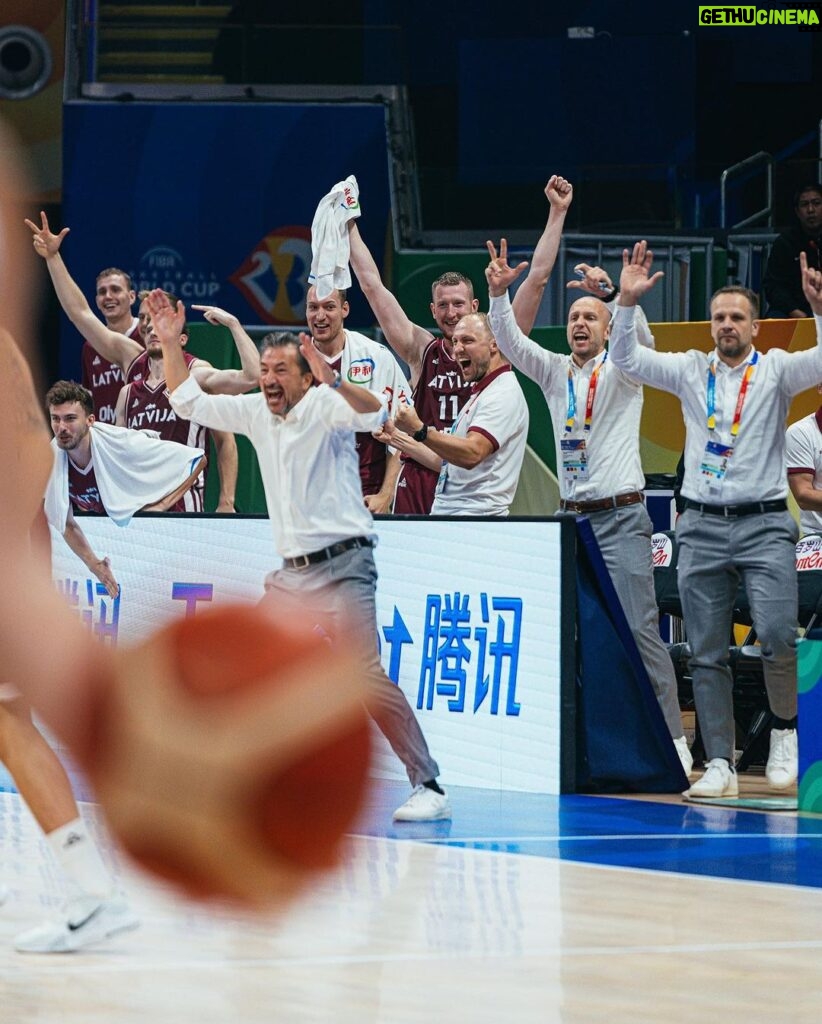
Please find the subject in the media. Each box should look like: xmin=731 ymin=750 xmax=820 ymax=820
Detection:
xmin=485 ymin=240 xmax=691 ymax=778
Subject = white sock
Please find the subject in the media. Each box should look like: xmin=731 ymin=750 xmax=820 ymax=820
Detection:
xmin=45 ymin=817 xmax=114 ymax=902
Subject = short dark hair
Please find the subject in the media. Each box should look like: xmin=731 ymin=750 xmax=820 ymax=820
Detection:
xmin=46 ymin=380 xmax=94 ymax=415
xmin=431 ymin=271 xmax=475 ymax=300
xmin=794 ymin=183 xmax=822 ymax=207
xmin=96 ymin=267 xmax=134 ymax=290
xmin=710 ymin=285 xmax=760 ymax=318
xmin=259 ymin=331 xmax=311 ymax=375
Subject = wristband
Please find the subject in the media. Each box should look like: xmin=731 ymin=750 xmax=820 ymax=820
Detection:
xmin=412 ymin=424 xmax=429 ymax=442
xmin=330 ymin=370 xmax=343 ymax=389
xmin=601 ymin=287 xmax=619 ymax=303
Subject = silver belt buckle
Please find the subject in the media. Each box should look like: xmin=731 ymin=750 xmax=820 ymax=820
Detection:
xmin=292 ymin=553 xmax=311 ymax=569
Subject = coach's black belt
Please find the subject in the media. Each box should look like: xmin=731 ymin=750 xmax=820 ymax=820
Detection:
xmin=682 ymin=498 xmax=788 ymax=518
xmin=283 ymin=536 xmax=373 ymax=570
xmin=559 ymin=491 xmax=645 ymax=515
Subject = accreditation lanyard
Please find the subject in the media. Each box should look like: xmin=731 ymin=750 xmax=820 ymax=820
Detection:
xmin=706 ymin=349 xmax=758 ymax=440
xmin=565 ymin=352 xmax=607 ymax=433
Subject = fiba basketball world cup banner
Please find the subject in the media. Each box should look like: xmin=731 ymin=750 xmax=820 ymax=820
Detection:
xmin=60 ymin=101 xmax=392 ymax=378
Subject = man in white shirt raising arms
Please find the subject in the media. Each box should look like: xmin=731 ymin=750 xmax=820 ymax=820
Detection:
xmin=609 ymin=242 xmax=822 ymax=798
xmin=485 ymin=239 xmax=692 ymax=777
xmin=149 ymin=291 xmax=449 ymax=823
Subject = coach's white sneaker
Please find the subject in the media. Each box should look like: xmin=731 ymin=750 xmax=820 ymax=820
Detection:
xmin=393 ymin=785 xmax=452 ymax=822
xmin=14 ymin=895 xmax=140 ymax=953
xmin=766 ymin=728 xmax=798 ymax=791
xmin=685 ymin=758 xmax=738 ymax=798
xmin=673 ymin=735 xmax=694 ymax=776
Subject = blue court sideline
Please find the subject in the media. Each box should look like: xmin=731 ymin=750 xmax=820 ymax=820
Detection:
xmin=356 ymin=782 xmax=822 ymax=890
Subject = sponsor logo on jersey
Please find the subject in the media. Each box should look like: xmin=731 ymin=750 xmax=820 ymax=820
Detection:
xmin=347 ymin=357 xmax=375 ymax=384
xmin=230 ymin=225 xmax=312 ymax=324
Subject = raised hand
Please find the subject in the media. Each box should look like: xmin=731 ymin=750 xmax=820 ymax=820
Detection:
xmin=145 ymin=288 xmax=186 ymax=346
xmin=618 ymin=241 xmax=664 ymax=306
xmin=298 ymin=331 xmax=333 ymax=385
xmin=801 ymin=250 xmax=822 ymax=316
xmin=545 ymin=174 xmax=573 ymax=212
xmin=485 ymin=239 xmax=529 ymax=298
xmin=23 ymin=210 xmax=69 ymax=260
xmin=191 ymin=304 xmax=239 ymax=328
xmin=567 ymin=263 xmax=614 ymax=296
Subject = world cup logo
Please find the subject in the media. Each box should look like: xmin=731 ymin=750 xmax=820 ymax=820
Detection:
xmin=230 ymin=226 xmax=312 ymax=324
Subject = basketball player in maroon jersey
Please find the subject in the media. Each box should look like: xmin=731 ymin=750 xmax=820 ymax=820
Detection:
xmin=25 ymin=212 xmax=260 ymax=511
xmin=80 ymin=267 xmax=142 ymax=425
xmin=347 ymin=176 xmax=573 ymax=514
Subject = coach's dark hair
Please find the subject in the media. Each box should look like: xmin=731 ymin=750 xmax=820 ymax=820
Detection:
xmin=259 ymin=331 xmax=311 ymax=375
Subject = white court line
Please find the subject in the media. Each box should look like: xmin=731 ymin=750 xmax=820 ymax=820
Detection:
xmin=362 ymin=831 xmax=822 ymax=844
xmin=9 ymin=936 xmax=822 ymax=977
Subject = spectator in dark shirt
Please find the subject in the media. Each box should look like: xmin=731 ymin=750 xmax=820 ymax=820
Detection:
xmin=763 ymin=183 xmax=822 ymax=318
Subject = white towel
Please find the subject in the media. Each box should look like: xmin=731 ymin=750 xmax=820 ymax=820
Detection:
xmin=44 ymin=422 xmax=205 ymax=533
xmin=308 ymin=174 xmax=361 ymax=300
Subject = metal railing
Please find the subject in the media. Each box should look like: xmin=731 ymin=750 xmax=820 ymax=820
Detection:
xmin=725 ymin=232 xmax=777 ymax=299
xmin=529 ymin=234 xmax=716 ymax=324
xmin=720 ymin=151 xmax=773 ymax=229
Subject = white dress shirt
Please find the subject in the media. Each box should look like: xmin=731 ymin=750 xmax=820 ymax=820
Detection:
xmin=488 ymin=293 xmax=645 ymax=501
xmin=170 ymin=375 xmax=387 ymax=558
xmin=609 ymin=306 xmax=822 ymax=504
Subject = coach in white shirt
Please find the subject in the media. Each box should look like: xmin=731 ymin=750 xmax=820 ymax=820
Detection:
xmin=146 ymin=290 xmax=449 ymax=825
xmin=609 ymin=242 xmax=822 ymax=799
xmin=484 ymin=241 xmax=690 ymax=777
xmin=391 ymin=312 xmax=528 ymax=517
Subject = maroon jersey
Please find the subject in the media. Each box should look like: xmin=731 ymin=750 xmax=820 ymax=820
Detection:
xmin=67 ymin=460 xmax=105 ymax=514
xmin=120 ymin=351 xmax=207 ymax=511
xmin=394 ymin=337 xmax=472 ymax=514
xmin=80 ymin=318 xmax=142 ymax=425
xmin=328 ymin=354 xmax=388 ymax=497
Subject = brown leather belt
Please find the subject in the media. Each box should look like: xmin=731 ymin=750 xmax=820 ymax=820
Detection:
xmin=559 ymin=491 xmax=645 ymax=515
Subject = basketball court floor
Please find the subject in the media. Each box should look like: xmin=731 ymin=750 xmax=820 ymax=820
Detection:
xmin=1 ymin=767 xmax=821 ymax=1023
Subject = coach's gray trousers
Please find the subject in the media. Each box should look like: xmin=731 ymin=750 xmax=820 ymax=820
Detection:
xmin=675 ymin=508 xmax=798 ymax=762
xmin=262 ymin=544 xmax=440 ymax=787
xmin=586 ymin=503 xmax=683 ymax=738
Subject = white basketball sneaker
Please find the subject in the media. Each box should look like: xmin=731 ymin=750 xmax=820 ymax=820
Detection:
xmin=14 ymin=894 xmax=140 ymax=953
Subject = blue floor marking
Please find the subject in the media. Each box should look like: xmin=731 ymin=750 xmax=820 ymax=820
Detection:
xmin=357 ymin=781 xmax=822 ymax=889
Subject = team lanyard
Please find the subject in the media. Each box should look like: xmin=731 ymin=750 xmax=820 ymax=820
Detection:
xmin=706 ymin=350 xmax=758 ymax=438
xmin=565 ymin=352 xmax=607 ymax=433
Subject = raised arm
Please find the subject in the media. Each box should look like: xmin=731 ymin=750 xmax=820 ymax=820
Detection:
xmin=780 ymin=253 xmax=822 ymax=394
xmin=347 ymin=221 xmax=432 ymax=380
xmin=511 ymin=175 xmax=573 ymax=335
xmin=62 ymin=509 xmax=120 ymax=598
xmin=24 ymin=212 xmax=142 ymax=374
xmin=190 ymin=304 xmax=260 ymax=392
xmin=485 ymin=239 xmax=560 ymax=389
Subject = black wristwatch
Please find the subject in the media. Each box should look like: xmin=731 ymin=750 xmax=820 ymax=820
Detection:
xmin=412 ymin=424 xmax=429 ymax=442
